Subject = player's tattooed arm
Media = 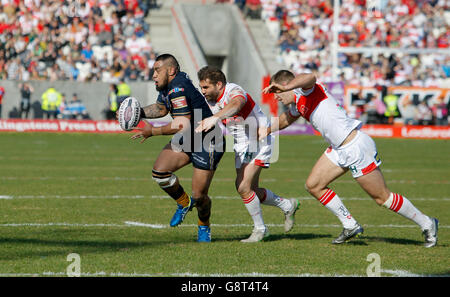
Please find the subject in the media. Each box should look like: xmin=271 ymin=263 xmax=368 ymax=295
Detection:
xmin=140 ymin=103 xmax=169 ymax=119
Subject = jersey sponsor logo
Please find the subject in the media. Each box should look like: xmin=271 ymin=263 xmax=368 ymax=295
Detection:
xmin=168 ymin=87 xmax=185 ymax=95
xmin=171 ymin=96 xmax=188 ymax=109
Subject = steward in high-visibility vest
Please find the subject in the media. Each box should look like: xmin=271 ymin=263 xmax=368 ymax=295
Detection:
xmin=41 ymin=87 xmax=62 ymax=119
xmin=383 ymin=94 xmax=399 ymax=117
xmin=42 ymin=88 xmax=62 ymax=111
xmin=117 ymin=81 xmax=131 ymax=97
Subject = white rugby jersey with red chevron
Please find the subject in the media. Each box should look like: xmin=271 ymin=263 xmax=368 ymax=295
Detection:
xmin=288 ymin=83 xmax=362 ymax=148
xmin=209 ymin=82 xmax=270 ymax=153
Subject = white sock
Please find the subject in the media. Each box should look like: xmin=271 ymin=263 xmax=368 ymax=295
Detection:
xmin=260 ymin=189 xmax=292 ymax=213
xmin=242 ymin=192 xmax=265 ymax=230
xmin=318 ymin=189 xmax=357 ymax=229
xmin=382 ymin=193 xmax=432 ymax=230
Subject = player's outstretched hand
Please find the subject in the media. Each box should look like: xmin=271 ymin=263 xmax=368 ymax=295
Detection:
xmin=131 ymin=120 xmax=153 ymax=143
xmin=195 ymin=116 xmax=219 ymax=133
xmin=262 ymin=83 xmax=288 ymax=94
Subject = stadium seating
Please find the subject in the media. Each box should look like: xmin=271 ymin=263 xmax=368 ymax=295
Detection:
xmin=0 ymin=0 xmax=156 ymax=82
xmin=259 ymin=0 xmax=449 ymax=88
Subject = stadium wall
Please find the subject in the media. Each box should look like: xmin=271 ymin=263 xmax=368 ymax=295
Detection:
xmin=0 ymin=80 xmax=164 ymax=121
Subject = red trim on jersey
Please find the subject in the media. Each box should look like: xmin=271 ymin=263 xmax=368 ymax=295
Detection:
xmin=237 ymin=93 xmax=256 ymax=120
xmin=319 ymin=189 xmax=336 ymax=206
xmin=254 ymin=159 xmax=270 ymax=168
xmin=217 ymin=87 xmax=226 ymax=104
xmin=296 ymin=84 xmax=328 ymax=121
xmin=221 ymin=93 xmax=256 ymax=125
xmin=362 ymin=162 xmax=378 ymax=175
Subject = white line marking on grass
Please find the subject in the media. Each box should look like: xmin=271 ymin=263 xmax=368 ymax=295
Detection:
xmin=124 ymin=221 xmax=166 ymax=229
xmin=2 ymin=176 xmax=449 ymax=184
xmin=0 ymin=270 xmax=446 ymax=277
xmin=0 ymin=222 xmax=448 ymax=229
xmin=2 ymin=195 xmax=449 ymax=201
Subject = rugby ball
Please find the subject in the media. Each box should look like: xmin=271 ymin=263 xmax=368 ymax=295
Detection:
xmin=118 ymin=97 xmax=141 ymax=131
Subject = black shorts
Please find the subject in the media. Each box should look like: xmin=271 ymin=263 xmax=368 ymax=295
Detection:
xmin=170 ymin=134 xmax=225 ymax=171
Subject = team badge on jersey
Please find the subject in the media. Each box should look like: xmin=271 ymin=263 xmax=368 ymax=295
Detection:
xmin=171 ymin=96 xmax=188 ymax=109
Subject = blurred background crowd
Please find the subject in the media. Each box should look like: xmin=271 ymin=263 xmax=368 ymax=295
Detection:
xmin=0 ymin=0 xmax=157 ymax=82
xmin=0 ymin=0 xmax=448 ymax=125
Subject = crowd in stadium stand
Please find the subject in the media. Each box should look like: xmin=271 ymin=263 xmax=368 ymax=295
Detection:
xmin=0 ymin=0 xmax=157 ymax=82
xmin=257 ymin=0 xmax=449 ymax=88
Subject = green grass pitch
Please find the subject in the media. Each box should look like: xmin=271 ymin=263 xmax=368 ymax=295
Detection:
xmin=0 ymin=132 xmax=448 ymax=277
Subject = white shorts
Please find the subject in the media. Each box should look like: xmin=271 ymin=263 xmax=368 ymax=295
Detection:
xmin=235 ymin=135 xmax=274 ymax=169
xmin=324 ymin=130 xmax=382 ymax=178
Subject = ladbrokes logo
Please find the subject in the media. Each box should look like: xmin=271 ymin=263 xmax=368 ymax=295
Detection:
xmin=345 ymin=86 xmax=450 ymax=108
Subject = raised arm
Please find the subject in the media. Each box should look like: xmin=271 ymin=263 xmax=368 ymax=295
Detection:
xmin=263 ymin=73 xmax=316 ymax=94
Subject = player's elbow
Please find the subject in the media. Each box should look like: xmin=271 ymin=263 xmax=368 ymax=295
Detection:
xmin=306 ymin=73 xmax=316 ymax=88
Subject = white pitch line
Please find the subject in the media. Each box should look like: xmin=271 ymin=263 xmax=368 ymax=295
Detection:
xmin=1 ymin=176 xmax=449 ymax=185
xmin=0 ymin=270 xmax=446 ymax=277
xmin=1 ymin=195 xmax=449 ymax=201
xmin=0 ymin=222 xmax=448 ymax=229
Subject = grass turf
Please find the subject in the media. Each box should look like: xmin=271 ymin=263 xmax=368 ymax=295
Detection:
xmin=0 ymin=132 xmax=448 ymax=276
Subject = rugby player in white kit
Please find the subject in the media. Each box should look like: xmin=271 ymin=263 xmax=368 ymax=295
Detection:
xmin=260 ymin=70 xmax=438 ymax=247
xmin=195 ymin=66 xmax=300 ymax=242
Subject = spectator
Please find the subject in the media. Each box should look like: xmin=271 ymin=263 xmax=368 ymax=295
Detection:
xmin=259 ymin=0 xmax=448 ymax=90
xmin=19 ymin=82 xmax=34 ymax=119
xmin=67 ymin=93 xmax=88 ymax=120
xmin=432 ymin=95 xmax=449 ymax=126
xmin=383 ymin=92 xmax=399 ymax=125
xmin=117 ymin=78 xmax=131 ymax=106
xmin=416 ymin=101 xmax=433 ymax=126
xmin=0 ymin=0 xmax=156 ymax=83
xmin=365 ymin=94 xmax=382 ymax=124
xmin=0 ymin=85 xmax=4 ymax=118
xmin=400 ymin=98 xmax=418 ymax=126
xmin=41 ymin=86 xmax=62 ymax=120
xmin=57 ymin=93 xmax=72 ymax=119
xmin=106 ymin=83 xmax=118 ymax=120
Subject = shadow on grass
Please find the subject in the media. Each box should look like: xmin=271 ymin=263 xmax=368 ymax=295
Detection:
xmin=0 ymin=229 xmax=194 ymax=260
xmin=212 ymin=232 xmax=332 ymax=243
xmin=361 ymin=235 xmax=423 ymax=246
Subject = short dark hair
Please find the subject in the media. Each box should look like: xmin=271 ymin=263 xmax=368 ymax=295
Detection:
xmin=270 ymin=70 xmax=295 ymax=84
xmin=197 ymin=66 xmax=227 ymax=85
xmin=155 ymin=54 xmax=180 ymax=73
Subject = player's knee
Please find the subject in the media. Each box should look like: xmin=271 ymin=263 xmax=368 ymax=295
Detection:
xmin=152 ymin=170 xmax=177 ymax=189
xmin=193 ymin=194 xmax=210 ymax=208
xmin=235 ymin=180 xmax=252 ymax=198
xmin=373 ymin=192 xmax=390 ymax=206
xmin=304 ymin=178 xmax=318 ymax=195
